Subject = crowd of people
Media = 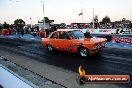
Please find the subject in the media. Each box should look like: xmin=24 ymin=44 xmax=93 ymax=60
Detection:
xmin=70 ymin=21 xmax=132 ymax=29
xmin=15 ymin=26 xmax=24 ymax=38
xmin=1 ymin=20 xmax=132 ymax=38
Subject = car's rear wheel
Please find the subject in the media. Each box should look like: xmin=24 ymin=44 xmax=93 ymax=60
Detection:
xmin=78 ymin=47 xmax=89 ymax=57
xmin=46 ymin=44 xmax=54 ymax=52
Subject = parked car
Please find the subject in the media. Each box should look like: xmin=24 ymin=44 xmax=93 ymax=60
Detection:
xmin=41 ymin=29 xmax=107 ymax=57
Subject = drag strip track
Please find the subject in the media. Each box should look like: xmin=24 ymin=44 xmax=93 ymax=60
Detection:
xmin=0 ymin=39 xmax=132 ymax=88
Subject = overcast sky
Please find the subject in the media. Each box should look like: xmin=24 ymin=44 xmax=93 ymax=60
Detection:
xmin=0 ymin=0 xmax=132 ymax=25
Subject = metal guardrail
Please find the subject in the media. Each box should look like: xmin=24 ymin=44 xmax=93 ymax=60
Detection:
xmin=0 ymin=64 xmax=39 ymax=88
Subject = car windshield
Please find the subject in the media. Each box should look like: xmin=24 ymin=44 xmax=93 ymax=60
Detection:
xmin=68 ymin=30 xmax=84 ymax=39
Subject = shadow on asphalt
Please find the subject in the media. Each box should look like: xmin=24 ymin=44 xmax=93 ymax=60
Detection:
xmin=43 ymin=51 xmax=132 ymax=88
xmin=42 ymin=50 xmax=104 ymax=74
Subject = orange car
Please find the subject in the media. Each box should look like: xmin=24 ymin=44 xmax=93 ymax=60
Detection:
xmin=41 ymin=29 xmax=107 ymax=57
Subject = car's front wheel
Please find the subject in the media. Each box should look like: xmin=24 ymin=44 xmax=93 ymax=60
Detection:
xmin=46 ymin=44 xmax=54 ymax=52
xmin=78 ymin=47 xmax=89 ymax=57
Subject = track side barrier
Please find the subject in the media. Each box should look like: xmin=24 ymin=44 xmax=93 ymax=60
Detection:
xmin=111 ymin=36 xmax=132 ymax=44
xmin=86 ymin=28 xmax=132 ymax=35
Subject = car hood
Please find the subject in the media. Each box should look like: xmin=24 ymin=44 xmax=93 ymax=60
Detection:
xmin=72 ymin=38 xmax=107 ymax=44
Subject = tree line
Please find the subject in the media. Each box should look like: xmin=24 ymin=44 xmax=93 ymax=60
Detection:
xmin=0 ymin=19 xmax=25 ymax=30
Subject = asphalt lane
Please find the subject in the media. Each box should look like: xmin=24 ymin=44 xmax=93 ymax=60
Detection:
xmin=0 ymin=39 xmax=132 ymax=88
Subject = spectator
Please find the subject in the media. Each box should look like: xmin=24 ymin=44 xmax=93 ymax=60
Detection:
xmin=31 ymin=28 xmax=34 ymax=32
xmin=16 ymin=27 xmax=21 ymax=38
xmin=25 ymin=27 xmax=29 ymax=34
xmin=36 ymin=26 xmax=39 ymax=32
xmin=21 ymin=28 xmax=24 ymax=37
xmin=84 ymin=31 xmax=92 ymax=38
xmin=52 ymin=25 xmax=57 ymax=32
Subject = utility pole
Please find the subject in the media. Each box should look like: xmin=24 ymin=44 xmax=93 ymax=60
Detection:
xmin=30 ymin=17 xmax=32 ymax=28
xmin=82 ymin=8 xmax=84 ymax=23
xmin=81 ymin=1 xmax=84 ymax=23
xmin=40 ymin=0 xmax=45 ymax=30
xmin=93 ymin=8 xmax=94 ymax=29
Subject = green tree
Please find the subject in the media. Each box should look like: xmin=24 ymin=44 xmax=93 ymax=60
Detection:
xmin=102 ymin=16 xmax=111 ymax=24
xmin=0 ymin=23 xmax=3 ymax=30
xmin=94 ymin=15 xmax=98 ymax=23
xmin=14 ymin=19 xmax=25 ymax=28
xmin=122 ymin=18 xmax=126 ymax=22
xmin=3 ymin=22 xmax=10 ymax=28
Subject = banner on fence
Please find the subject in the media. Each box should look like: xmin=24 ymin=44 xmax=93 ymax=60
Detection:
xmin=83 ymin=28 xmax=132 ymax=35
xmin=112 ymin=36 xmax=132 ymax=44
xmin=114 ymin=29 xmax=132 ymax=34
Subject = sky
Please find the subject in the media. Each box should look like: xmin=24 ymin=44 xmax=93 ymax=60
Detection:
xmin=0 ymin=0 xmax=132 ymax=25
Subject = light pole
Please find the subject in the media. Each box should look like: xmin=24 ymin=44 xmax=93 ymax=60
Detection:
xmin=93 ymin=8 xmax=94 ymax=29
xmin=40 ymin=0 xmax=46 ymax=30
xmin=81 ymin=1 xmax=84 ymax=23
xmin=30 ymin=17 xmax=32 ymax=28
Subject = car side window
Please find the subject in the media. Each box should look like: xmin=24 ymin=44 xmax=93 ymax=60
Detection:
xmin=50 ymin=32 xmax=58 ymax=39
xmin=59 ymin=32 xmax=70 ymax=39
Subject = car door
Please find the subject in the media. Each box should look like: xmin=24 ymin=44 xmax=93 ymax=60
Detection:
xmin=58 ymin=31 xmax=72 ymax=51
xmin=49 ymin=32 xmax=60 ymax=49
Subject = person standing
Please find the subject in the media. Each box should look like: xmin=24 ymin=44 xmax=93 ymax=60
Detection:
xmin=16 ymin=26 xmax=21 ymax=38
xmin=84 ymin=31 xmax=92 ymax=38
xmin=21 ymin=28 xmax=24 ymax=37
xmin=52 ymin=24 xmax=57 ymax=32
